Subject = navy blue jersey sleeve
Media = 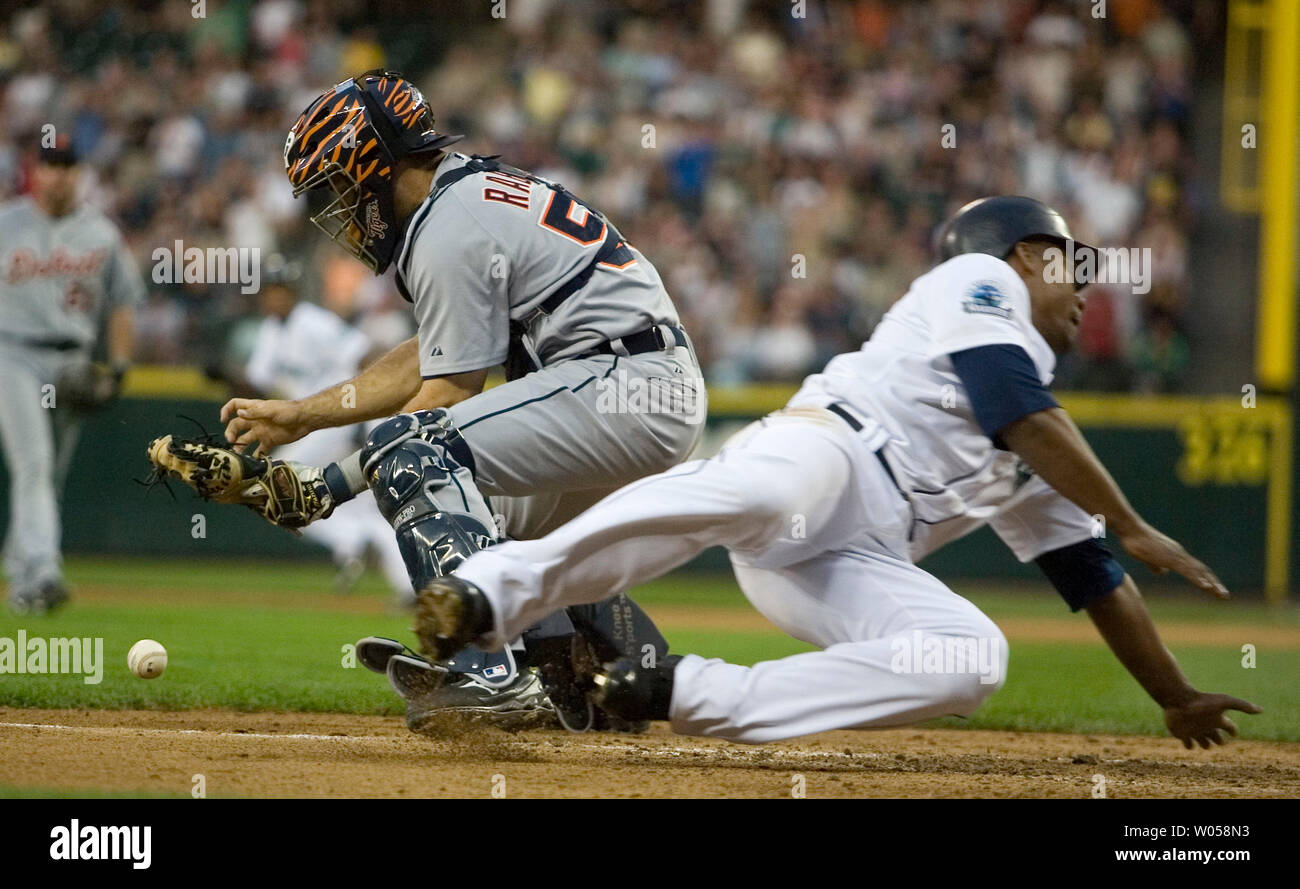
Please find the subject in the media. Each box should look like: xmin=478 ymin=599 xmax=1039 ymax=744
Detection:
xmin=1034 ymin=538 xmax=1126 ymax=611
xmin=949 ymin=343 xmax=1059 ymax=449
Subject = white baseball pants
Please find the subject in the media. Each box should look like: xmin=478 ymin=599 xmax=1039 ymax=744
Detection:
xmin=456 ymin=407 xmax=1007 ymax=743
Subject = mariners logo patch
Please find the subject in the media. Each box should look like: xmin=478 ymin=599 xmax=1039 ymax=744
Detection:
xmin=962 ymin=280 xmax=1012 ymax=319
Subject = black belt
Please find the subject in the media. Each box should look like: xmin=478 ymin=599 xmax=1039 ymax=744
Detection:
xmin=827 ymin=402 xmax=903 ymax=494
xmin=586 ymin=324 xmax=688 ymax=358
xmin=0 ymin=331 xmax=82 ymax=351
xmin=826 ymin=402 xmax=861 ymax=431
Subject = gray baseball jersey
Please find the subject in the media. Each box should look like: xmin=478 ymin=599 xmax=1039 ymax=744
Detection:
xmin=0 ymin=196 xmax=144 ymax=604
xmin=393 ymin=153 xmax=680 ymax=378
xmin=0 ymin=197 xmax=145 ymax=347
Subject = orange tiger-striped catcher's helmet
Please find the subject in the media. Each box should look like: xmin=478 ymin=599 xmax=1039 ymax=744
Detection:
xmin=283 ymin=70 xmax=462 ymax=273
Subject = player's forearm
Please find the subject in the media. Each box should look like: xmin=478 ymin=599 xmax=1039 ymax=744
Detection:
xmin=297 ymin=336 xmax=422 ymax=430
xmin=399 ymin=369 xmax=489 ymax=413
xmin=106 ymin=306 xmax=134 ymax=367
xmin=1000 ymin=407 xmax=1144 ymax=536
xmin=1085 ymin=575 xmax=1196 ymax=708
xmin=326 ymin=370 xmax=491 ymax=502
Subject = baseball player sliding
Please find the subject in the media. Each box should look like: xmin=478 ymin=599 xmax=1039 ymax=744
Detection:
xmin=149 ymin=71 xmax=700 ymax=732
xmin=1 ymin=139 xmax=143 ymax=614
xmin=415 ymin=196 xmax=1262 ymax=748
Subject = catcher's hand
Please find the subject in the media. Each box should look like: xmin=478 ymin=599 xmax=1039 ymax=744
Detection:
xmin=59 ymin=361 xmax=125 ymax=413
xmin=146 ymin=434 xmax=334 ymax=529
xmin=220 ymin=398 xmax=313 ymax=457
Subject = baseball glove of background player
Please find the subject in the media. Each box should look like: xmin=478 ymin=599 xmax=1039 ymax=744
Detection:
xmin=58 ymin=361 xmax=124 ymax=412
xmin=145 ymin=434 xmax=334 ymax=529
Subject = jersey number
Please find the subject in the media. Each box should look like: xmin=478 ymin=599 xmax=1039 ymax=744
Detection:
xmin=540 ymin=190 xmax=605 ymax=245
xmin=63 ymin=281 xmax=94 ymax=313
xmin=539 ymin=189 xmax=636 ymax=267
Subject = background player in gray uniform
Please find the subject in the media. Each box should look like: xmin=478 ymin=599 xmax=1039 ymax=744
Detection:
xmin=0 ymin=140 xmax=143 ymax=614
xmin=415 ymin=197 xmax=1261 ymax=749
xmin=212 ymin=71 xmax=702 ymax=730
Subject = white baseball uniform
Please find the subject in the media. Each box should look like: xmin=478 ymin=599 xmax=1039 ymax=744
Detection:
xmin=0 ymin=197 xmax=144 ymax=597
xmin=454 ymin=253 xmax=1106 ymax=743
xmin=245 ymin=301 xmax=411 ymax=596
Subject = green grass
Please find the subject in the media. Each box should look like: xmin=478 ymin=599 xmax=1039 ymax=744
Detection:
xmin=0 ymin=556 xmax=1296 ymax=741
xmin=0 ymin=785 xmax=193 ymax=799
xmin=0 ymin=600 xmax=410 ymax=712
xmin=938 ymin=642 xmax=1298 ymax=738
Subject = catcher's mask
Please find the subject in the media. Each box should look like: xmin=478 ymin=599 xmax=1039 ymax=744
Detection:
xmin=284 ymin=70 xmax=463 ymax=273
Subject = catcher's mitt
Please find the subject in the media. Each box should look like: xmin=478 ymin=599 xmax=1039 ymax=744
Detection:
xmin=145 ymin=434 xmax=334 ymax=529
xmin=58 ymin=362 xmax=124 ymax=412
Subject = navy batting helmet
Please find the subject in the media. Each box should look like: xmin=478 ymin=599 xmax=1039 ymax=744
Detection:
xmin=935 ymin=195 xmax=1093 ymax=262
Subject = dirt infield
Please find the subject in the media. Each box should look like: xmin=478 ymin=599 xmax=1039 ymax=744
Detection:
xmin=2 ymin=708 xmax=1297 ymax=798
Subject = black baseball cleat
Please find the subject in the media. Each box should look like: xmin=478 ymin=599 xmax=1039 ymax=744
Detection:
xmin=530 ymin=634 xmax=596 ymax=733
xmin=355 ymin=636 xmax=413 ymax=674
xmin=8 ymin=582 xmax=70 ymax=615
xmin=387 ymin=654 xmax=556 ymax=734
xmin=387 ymin=653 xmax=449 ymax=698
xmin=412 ymin=576 xmax=495 ymax=661
xmin=590 ymin=654 xmax=683 ymax=723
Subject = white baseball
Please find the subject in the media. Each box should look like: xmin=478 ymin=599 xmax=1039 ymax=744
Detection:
xmin=127 ymin=639 xmax=168 ymax=679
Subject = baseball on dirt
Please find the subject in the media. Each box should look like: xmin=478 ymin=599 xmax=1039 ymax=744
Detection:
xmin=127 ymin=639 xmax=168 ymax=679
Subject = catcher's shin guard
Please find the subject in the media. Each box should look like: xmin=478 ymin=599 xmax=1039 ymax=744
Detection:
xmin=361 ymin=411 xmax=500 ymax=572
xmin=569 ymin=593 xmax=670 ymax=665
xmin=362 ymin=411 xmax=517 ymax=685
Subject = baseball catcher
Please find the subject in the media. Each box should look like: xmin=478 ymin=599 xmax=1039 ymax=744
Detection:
xmin=149 ymin=70 xmax=704 ymax=733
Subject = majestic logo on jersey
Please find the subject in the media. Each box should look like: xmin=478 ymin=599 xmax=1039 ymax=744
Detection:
xmin=962 ymin=280 xmax=1012 ymax=319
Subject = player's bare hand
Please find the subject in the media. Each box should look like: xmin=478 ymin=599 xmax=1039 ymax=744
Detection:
xmin=1118 ymin=522 xmax=1229 ymax=599
xmin=220 ymin=398 xmax=312 ymax=456
xmin=1163 ymin=691 xmax=1262 ymax=750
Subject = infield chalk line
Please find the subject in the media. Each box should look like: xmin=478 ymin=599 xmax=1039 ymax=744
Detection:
xmin=0 ymin=721 xmax=375 ymax=742
xmin=3 ymin=721 xmax=1190 ymax=769
xmin=0 ymin=720 xmax=891 ymax=762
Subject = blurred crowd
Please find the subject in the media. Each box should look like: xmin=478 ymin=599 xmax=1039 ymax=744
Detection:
xmin=0 ymin=0 xmax=1209 ymax=391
